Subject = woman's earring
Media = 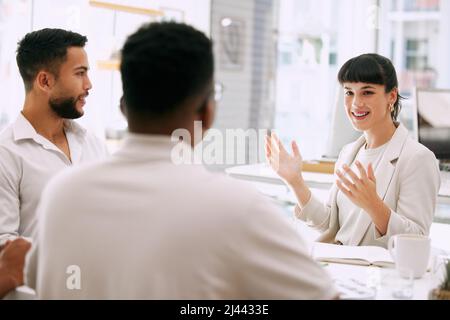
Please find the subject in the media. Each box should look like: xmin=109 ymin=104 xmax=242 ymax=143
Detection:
xmin=389 ymin=104 xmax=394 ymax=112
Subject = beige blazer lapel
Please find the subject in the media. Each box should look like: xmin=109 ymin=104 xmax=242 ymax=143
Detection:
xmin=348 ymin=123 xmax=410 ymax=245
xmin=374 ymin=124 xmax=409 ymax=200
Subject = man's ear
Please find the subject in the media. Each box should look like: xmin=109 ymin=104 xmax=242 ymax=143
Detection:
xmin=198 ymin=99 xmax=215 ymax=133
xmin=35 ymin=71 xmax=55 ymax=93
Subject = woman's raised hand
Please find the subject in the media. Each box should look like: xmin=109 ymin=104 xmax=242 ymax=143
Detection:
xmin=265 ymin=132 xmax=303 ymax=185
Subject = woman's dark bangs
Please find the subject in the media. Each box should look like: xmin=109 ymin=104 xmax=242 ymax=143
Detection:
xmin=339 ymin=57 xmax=385 ymax=85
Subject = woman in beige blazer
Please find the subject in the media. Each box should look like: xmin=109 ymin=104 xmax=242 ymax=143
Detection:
xmin=265 ymin=53 xmax=441 ymax=248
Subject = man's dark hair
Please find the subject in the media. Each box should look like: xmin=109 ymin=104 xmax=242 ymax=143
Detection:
xmin=120 ymin=22 xmax=214 ymax=117
xmin=16 ymin=28 xmax=87 ymax=92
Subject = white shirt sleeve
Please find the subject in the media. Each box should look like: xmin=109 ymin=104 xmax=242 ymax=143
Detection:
xmin=0 ymin=148 xmax=21 ymax=244
xmin=233 ymin=196 xmax=337 ymax=299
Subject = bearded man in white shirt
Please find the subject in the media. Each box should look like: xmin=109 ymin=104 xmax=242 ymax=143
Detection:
xmin=0 ymin=29 xmax=109 ymax=243
xmin=28 ymin=22 xmax=337 ymax=299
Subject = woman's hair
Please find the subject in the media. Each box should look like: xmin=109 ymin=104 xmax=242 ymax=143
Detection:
xmin=337 ymin=53 xmax=403 ymax=121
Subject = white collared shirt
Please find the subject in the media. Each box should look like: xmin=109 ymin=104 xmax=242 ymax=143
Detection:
xmin=30 ymin=134 xmax=336 ymax=299
xmin=0 ymin=113 xmax=109 ymax=243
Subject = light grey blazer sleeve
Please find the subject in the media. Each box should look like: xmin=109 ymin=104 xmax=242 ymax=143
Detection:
xmin=372 ymin=146 xmax=441 ymax=246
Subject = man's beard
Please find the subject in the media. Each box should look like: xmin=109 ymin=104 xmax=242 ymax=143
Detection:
xmin=49 ymin=95 xmax=84 ymax=119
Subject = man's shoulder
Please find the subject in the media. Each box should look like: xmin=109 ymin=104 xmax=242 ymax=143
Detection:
xmin=0 ymin=124 xmax=16 ymax=145
xmin=185 ymin=165 xmax=262 ymax=198
xmin=185 ymin=166 xmax=280 ymax=218
xmin=0 ymin=125 xmax=20 ymax=159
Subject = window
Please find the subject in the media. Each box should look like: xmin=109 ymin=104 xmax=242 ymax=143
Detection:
xmin=405 ymin=39 xmax=428 ymax=70
xmin=403 ymin=0 xmax=440 ymax=11
xmin=378 ymin=0 xmax=449 ymax=131
xmin=274 ymin=0 xmax=378 ymax=160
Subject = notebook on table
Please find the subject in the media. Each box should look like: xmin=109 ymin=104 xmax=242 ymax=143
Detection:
xmin=312 ymin=242 xmax=394 ymax=268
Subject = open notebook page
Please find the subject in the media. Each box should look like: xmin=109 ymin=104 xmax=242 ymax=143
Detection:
xmin=312 ymin=242 xmax=394 ymax=267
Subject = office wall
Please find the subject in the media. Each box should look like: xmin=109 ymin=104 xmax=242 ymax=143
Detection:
xmin=0 ymin=1 xmax=32 ymax=130
xmin=209 ymin=0 xmax=277 ymax=168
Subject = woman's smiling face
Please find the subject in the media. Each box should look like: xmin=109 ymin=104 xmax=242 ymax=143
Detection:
xmin=343 ymin=82 xmax=397 ymax=132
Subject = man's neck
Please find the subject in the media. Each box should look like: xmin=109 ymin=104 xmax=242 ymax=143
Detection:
xmin=21 ymin=97 xmax=66 ymax=142
xmin=127 ymin=113 xmax=194 ymax=137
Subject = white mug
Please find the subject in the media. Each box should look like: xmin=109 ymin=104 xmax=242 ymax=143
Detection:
xmin=388 ymin=234 xmax=431 ymax=278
